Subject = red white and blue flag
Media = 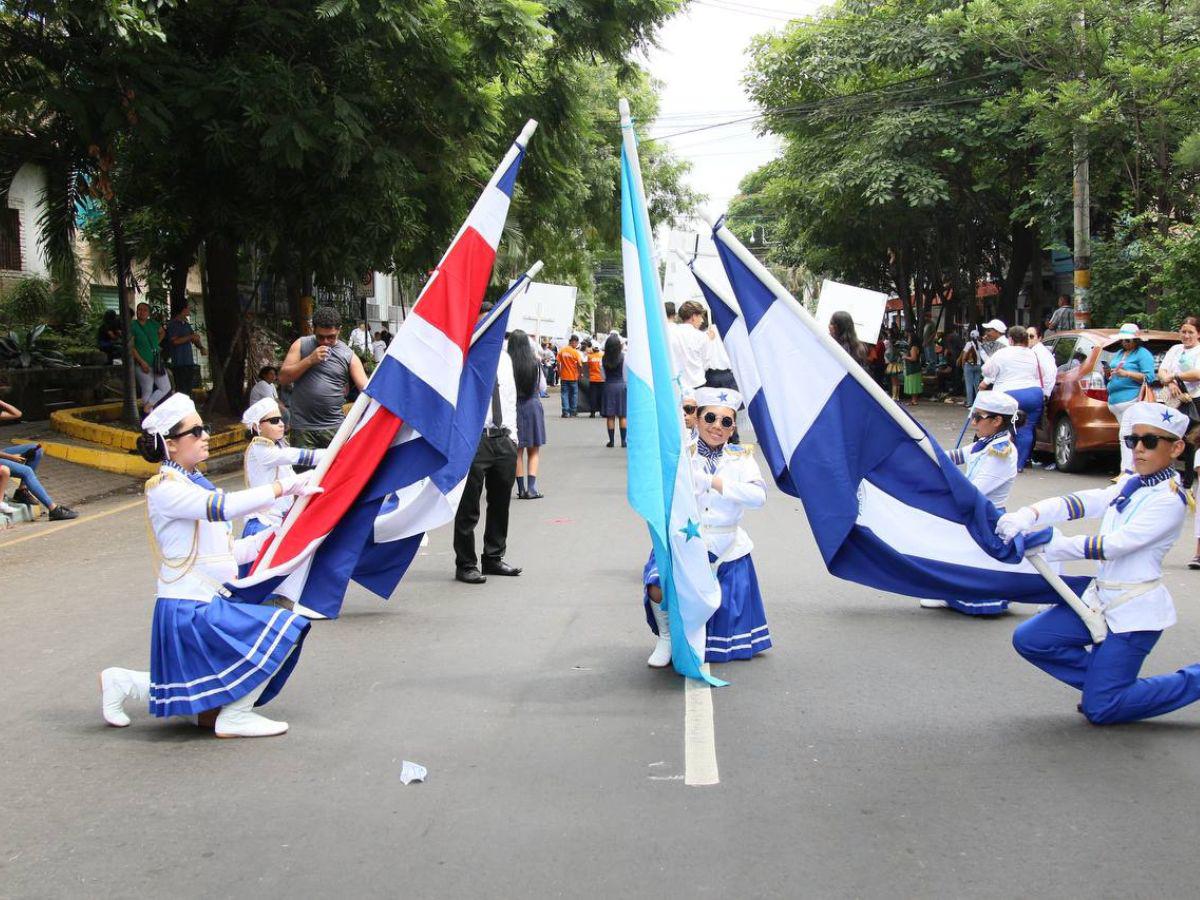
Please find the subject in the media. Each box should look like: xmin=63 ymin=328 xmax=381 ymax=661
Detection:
xmin=226 ymin=121 xmax=536 ymax=617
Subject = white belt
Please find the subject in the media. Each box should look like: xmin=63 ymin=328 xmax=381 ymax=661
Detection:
xmin=1092 ymin=578 xmax=1162 ymax=613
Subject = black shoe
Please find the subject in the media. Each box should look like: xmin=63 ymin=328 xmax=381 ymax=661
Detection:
xmin=455 ymin=567 xmax=487 ymax=584
xmin=481 ymin=560 xmax=522 ymax=576
xmin=527 ymin=490 xmax=544 ymax=500
xmin=606 ymin=440 xmax=614 ymax=448
xmin=561 ymin=413 xmax=570 ymax=418
xmin=517 ymin=490 xmax=528 ymax=500
xmin=48 ymin=505 xmax=78 ymax=521
xmin=12 ymin=485 xmax=36 ymax=508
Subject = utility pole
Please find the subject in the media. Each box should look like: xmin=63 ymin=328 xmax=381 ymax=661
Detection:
xmin=1072 ymin=8 xmax=1091 ymax=327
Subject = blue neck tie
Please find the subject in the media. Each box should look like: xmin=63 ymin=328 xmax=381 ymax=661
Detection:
xmin=1111 ymin=468 xmax=1173 ymax=512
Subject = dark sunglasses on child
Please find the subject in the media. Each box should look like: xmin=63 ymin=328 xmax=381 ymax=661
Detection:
xmin=260 ymin=416 xmax=285 ymax=426
xmin=702 ymin=412 xmax=735 ymax=428
xmin=682 ymin=404 xmax=697 ymax=414
xmin=970 ymin=412 xmax=998 ymax=422
xmin=1124 ymin=433 xmax=1175 ymax=450
xmin=167 ymin=423 xmax=211 ymax=440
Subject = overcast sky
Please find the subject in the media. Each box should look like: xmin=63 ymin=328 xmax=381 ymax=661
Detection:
xmin=641 ymin=0 xmax=827 ymax=217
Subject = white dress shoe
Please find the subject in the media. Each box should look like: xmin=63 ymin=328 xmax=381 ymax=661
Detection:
xmin=292 ymin=602 xmax=327 ymax=620
xmin=647 ymin=601 xmax=672 ymax=668
xmin=919 ymin=598 xmax=950 ymax=609
xmin=100 ymin=667 xmax=149 ymax=727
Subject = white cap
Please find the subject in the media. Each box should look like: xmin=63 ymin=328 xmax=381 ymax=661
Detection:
xmin=982 ymin=319 xmax=1006 ymax=333
xmin=241 ymin=397 xmax=281 ymax=430
xmin=972 ymin=389 xmax=1018 ymax=417
xmin=141 ymin=393 xmax=197 ymax=437
xmin=1125 ymin=401 xmax=1188 ymax=438
xmin=1116 ymin=322 xmax=1141 ymax=340
xmin=695 ymin=386 xmax=743 ymax=411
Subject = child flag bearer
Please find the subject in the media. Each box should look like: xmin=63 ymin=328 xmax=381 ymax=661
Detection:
xmin=998 ymin=402 xmax=1200 ymax=724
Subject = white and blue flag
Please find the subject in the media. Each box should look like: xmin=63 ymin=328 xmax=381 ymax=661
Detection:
xmin=620 ymin=101 xmax=723 ymax=683
xmin=693 ymin=222 xmax=1088 ymax=605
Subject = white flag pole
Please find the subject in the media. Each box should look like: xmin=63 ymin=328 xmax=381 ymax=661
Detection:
xmin=702 ymin=214 xmax=1107 ymax=642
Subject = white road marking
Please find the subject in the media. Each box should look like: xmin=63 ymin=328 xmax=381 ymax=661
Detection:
xmin=684 ymin=664 xmax=719 ymax=786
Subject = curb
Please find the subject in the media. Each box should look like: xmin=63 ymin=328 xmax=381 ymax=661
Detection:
xmin=50 ymin=402 xmax=244 ymax=453
xmin=38 ymin=438 xmax=248 ymax=478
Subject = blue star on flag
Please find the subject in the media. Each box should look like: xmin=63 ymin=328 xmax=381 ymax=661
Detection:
xmin=679 ymin=518 xmax=701 ymax=541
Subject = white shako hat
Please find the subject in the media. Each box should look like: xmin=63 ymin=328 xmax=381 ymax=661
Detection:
xmin=241 ymin=397 xmax=281 ymax=430
xmin=142 ymin=393 xmax=197 ymax=437
xmin=972 ymin=390 xmax=1018 ymax=418
xmin=695 ymin=386 xmax=743 ymax=411
xmin=1125 ymin=401 xmax=1188 ymax=439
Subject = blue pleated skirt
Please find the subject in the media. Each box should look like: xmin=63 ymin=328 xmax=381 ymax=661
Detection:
xmin=642 ymin=550 xmax=771 ymax=662
xmin=148 ymin=595 xmax=310 ymax=717
xmin=516 ymin=395 xmax=546 ymax=448
xmin=237 ymin=517 xmax=271 ymax=578
xmin=601 ymin=381 xmax=627 ymax=418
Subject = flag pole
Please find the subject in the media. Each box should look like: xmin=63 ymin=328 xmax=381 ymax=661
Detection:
xmin=474 ymin=260 xmax=543 ymax=342
xmin=701 ymin=214 xmax=1107 ymax=642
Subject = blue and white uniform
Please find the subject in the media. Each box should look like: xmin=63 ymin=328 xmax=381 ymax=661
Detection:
xmin=644 ymin=410 xmax=771 ymax=662
xmin=1004 ymin=402 xmax=1200 ymax=724
xmin=145 ymin=462 xmax=310 ymax=717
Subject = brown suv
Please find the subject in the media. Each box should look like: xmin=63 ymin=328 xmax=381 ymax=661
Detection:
xmin=1033 ymin=328 xmax=1181 ymax=471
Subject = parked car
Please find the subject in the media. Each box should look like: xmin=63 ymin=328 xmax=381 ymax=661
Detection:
xmin=1033 ymin=328 xmax=1180 ymax=471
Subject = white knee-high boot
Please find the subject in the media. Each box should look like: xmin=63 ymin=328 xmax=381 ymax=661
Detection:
xmin=100 ymin=667 xmax=150 ymax=727
xmin=648 ymin=601 xmax=672 ymax=668
xmin=214 ymin=677 xmax=288 ymax=738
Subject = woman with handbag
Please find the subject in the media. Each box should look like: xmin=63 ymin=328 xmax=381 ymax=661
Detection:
xmin=1105 ymin=323 xmax=1158 ymax=474
xmin=1156 ymin=316 xmax=1200 ymax=568
xmin=129 ymin=302 xmax=172 ymax=414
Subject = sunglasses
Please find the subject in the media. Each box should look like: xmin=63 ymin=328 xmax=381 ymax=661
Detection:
xmin=167 ymin=423 xmax=210 ymax=440
xmin=702 ymin=412 xmax=735 ymax=428
xmin=1123 ymin=433 xmax=1175 ymax=450
xmin=970 ymin=412 xmax=997 ymax=422
xmin=259 ymin=416 xmax=284 ymax=426
xmin=682 ymin=404 xmax=697 ymax=415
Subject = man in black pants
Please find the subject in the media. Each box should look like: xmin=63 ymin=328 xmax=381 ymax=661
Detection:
xmin=453 ymin=303 xmax=522 ymax=584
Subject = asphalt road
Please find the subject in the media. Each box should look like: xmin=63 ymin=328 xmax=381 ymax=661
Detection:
xmin=3 ymin=398 xmax=1200 ymax=899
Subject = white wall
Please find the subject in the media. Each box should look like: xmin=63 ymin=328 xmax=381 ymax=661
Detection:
xmin=4 ymin=163 xmax=50 ymax=277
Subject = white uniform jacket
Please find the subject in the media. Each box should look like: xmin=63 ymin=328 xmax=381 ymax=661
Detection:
xmin=948 ymin=433 xmax=1017 ymax=509
xmin=242 ymin=437 xmax=324 ymax=527
xmin=690 ymin=443 xmax=767 ymax=564
xmin=1032 ymin=473 xmax=1190 ymax=633
xmin=146 ymin=464 xmax=278 ymax=602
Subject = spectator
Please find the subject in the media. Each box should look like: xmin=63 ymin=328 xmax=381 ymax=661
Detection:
xmin=1 ymin=441 xmax=78 ymax=520
xmin=981 ymin=326 xmax=1054 ymax=470
xmin=1105 ymin=323 xmax=1157 ymax=474
xmin=884 ymin=335 xmax=903 ymax=402
xmin=585 ymin=341 xmax=605 ymax=418
xmin=903 ymin=332 xmax=923 ymax=406
xmin=601 ymin=333 xmax=628 ymax=448
xmin=508 ymin=330 xmax=546 ymax=500
xmin=378 ymin=322 xmax=393 ymax=346
xmin=828 ymin=310 xmax=866 ymax=367
xmin=959 ymin=329 xmax=983 ymax=408
xmin=371 ymin=331 xmax=387 ymax=364
xmin=128 ymin=303 xmax=172 ymax=414
xmin=454 ymin=302 xmax=521 ymax=584
xmin=247 ymin=365 xmax=286 ymax=420
xmin=1156 ymin=315 xmax=1200 ymax=403
xmin=97 ymin=309 xmax=123 ymax=364
xmin=278 ymin=306 xmax=367 ymax=450
xmin=1047 ymin=294 xmax=1076 ymax=334
xmin=556 ymin=335 xmax=585 ymax=418
xmin=348 ymin=320 xmax=371 ymax=354
xmin=0 ymin=463 xmax=15 ymax=522
xmin=921 ymin=313 xmax=937 ymax=370
xmin=978 ymin=319 xmax=1009 ymax=363
xmin=670 ymin=300 xmax=713 ymax=392
xmin=165 ymin=301 xmax=205 ymax=398
xmin=1027 ymin=325 xmax=1057 ymax=408
xmin=943 ymin=327 xmax=964 ymax=394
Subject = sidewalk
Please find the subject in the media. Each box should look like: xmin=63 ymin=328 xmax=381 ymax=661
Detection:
xmin=1 ymin=422 xmax=142 ymax=510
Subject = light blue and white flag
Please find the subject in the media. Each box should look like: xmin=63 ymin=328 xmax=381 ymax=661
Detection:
xmin=620 ymin=100 xmax=723 ymax=683
xmin=692 ymin=221 xmax=1089 ymax=605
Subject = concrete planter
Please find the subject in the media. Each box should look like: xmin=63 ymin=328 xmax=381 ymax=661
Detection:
xmin=0 ymin=365 xmax=123 ymax=420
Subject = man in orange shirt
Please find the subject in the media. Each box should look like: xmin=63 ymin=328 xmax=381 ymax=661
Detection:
xmin=557 ymin=335 xmax=585 ymax=417
xmin=585 ymin=342 xmax=605 ymax=417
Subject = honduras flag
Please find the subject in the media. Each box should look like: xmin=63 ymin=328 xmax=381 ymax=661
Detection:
xmin=693 ymin=221 xmax=1089 ymax=605
xmin=620 ymin=100 xmax=723 ymax=684
xmin=227 ymin=121 xmax=536 ymax=616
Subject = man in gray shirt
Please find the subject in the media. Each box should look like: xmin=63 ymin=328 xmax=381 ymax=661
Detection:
xmin=278 ymin=306 xmax=368 ymax=450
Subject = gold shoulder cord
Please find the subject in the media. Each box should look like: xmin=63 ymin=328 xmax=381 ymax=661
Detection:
xmin=144 ymin=472 xmax=201 ymax=585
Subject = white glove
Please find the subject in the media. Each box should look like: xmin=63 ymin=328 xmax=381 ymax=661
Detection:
xmin=996 ymin=506 xmax=1037 ymax=543
xmin=279 ymin=471 xmax=323 ymax=498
